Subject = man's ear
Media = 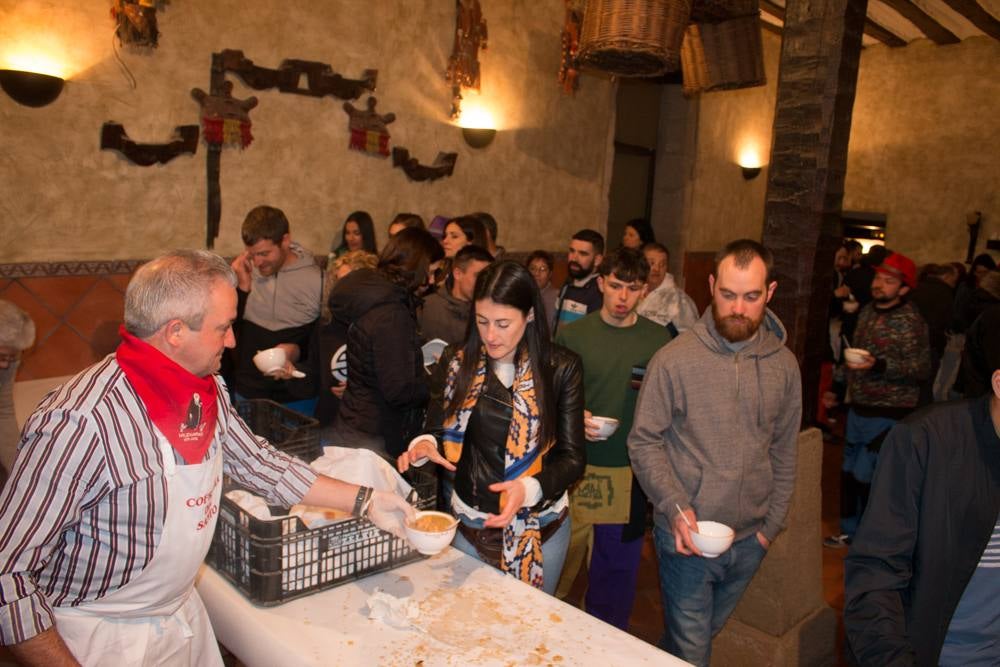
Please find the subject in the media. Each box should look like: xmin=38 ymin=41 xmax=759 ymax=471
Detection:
xmin=597 ymin=276 xmax=605 ymax=292
xmin=765 ymin=281 xmax=778 ymax=303
xmin=280 ymin=233 xmax=291 ymax=250
xmin=163 ymin=319 xmax=186 ymax=348
xmin=527 ymin=308 xmax=536 ymax=323
xmin=899 ymin=284 xmax=911 ymax=297
xmin=992 ymin=369 xmax=1000 ymax=400
xmin=708 ymin=273 xmax=716 ymax=295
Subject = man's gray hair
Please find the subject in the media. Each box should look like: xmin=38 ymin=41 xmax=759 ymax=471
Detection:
xmin=0 ymin=300 xmax=35 ymax=350
xmin=125 ymin=250 xmax=237 ymax=339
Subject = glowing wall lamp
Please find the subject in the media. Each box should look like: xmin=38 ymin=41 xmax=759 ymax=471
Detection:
xmin=458 ymin=103 xmax=497 ymax=149
xmin=0 ymin=69 xmax=65 ymax=107
xmin=737 ymin=145 xmax=764 ymax=180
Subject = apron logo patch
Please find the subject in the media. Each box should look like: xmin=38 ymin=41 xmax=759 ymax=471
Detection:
xmin=576 ymin=472 xmax=615 ymax=510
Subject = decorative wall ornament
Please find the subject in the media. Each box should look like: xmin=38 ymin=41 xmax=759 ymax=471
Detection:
xmin=111 ymin=0 xmax=167 ymax=48
xmin=392 ymin=148 xmax=458 ymax=182
xmin=191 ymin=81 xmax=258 ymax=148
xmin=100 ymin=122 xmax=198 ymax=165
xmin=219 ymin=50 xmax=376 ymax=100
xmin=559 ymin=0 xmax=584 ymax=94
xmin=343 ymin=97 xmax=395 ymax=157
xmin=445 ymin=0 xmax=488 ymax=119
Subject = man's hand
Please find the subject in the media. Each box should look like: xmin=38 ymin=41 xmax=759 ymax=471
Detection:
xmin=231 ymin=251 xmax=252 ymax=292
xmin=483 ymin=480 xmax=526 ymax=528
xmin=330 ymin=381 xmax=346 ymax=399
xmin=583 ymin=409 xmax=602 ymax=441
xmin=367 ymin=490 xmax=416 ymax=539
xmin=846 ymin=352 xmax=876 ymax=372
xmin=396 ymin=438 xmax=456 ymax=474
xmin=756 ymin=531 xmax=771 ymax=550
xmin=822 ymin=390 xmax=839 ymax=409
xmin=833 ymin=285 xmax=851 ymax=299
xmin=672 ymin=507 xmax=703 ymax=557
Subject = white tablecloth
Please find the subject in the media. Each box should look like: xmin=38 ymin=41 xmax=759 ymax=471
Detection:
xmin=196 ymin=548 xmax=688 ymax=667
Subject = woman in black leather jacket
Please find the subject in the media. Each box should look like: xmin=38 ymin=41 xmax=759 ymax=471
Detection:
xmin=398 ymin=261 xmax=585 ymax=594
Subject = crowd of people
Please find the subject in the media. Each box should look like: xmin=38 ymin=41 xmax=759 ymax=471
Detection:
xmin=0 ymin=206 xmax=997 ymax=666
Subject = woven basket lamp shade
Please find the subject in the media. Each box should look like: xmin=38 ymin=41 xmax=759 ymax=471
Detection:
xmin=577 ymin=0 xmax=693 ymax=77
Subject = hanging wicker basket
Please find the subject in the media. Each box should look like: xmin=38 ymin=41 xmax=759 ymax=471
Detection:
xmin=577 ymin=0 xmax=694 ymax=77
xmin=681 ymin=13 xmax=765 ymax=96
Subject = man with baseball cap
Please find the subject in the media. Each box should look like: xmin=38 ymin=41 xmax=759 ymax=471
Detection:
xmin=825 ymin=249 xmax=931 ymax=547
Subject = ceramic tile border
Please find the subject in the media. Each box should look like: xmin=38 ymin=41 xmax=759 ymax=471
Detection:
xmin=0 ymin=260 xmax=146 ymax=279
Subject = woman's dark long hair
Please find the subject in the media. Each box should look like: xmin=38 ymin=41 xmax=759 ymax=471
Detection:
xmin=377 ymin=227 xmax=444 ymax=293
xmin=447 ymin=215 xmax=490 ymax=249
xmin=447 ymin=261 xmax=556 ymax=449
xmin=334 ymin=211 xmax=377 ymax=254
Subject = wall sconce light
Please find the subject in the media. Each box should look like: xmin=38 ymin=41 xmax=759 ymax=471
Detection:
xmin=736 ymin=144 xmax=765 ymax=181
xmin=0 ymin=69 xmax=65 ymax=107
xmin=462 ymin=127 xmax=496 ymax=149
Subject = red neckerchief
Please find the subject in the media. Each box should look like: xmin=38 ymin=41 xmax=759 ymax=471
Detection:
xmin=115 ymin=325 xmax=218 ymax=464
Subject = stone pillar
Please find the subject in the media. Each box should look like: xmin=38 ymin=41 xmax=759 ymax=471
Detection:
xmin=711 ymin=428 xmax=837 ymax=666
xmin=760 ymin=0 xmax=868 ymax=423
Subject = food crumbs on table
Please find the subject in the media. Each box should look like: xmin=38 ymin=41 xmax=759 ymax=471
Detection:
xmin=552 ymin=656 xmax=563 ymax=662
xmin=535 ymin=644 xmax=548 ymax=654
xmin=548 ymin=612 xmax=562 ymax=623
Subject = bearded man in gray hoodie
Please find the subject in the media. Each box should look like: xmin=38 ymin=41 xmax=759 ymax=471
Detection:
xmin=628 ymin=239 xmax=801 ymax=667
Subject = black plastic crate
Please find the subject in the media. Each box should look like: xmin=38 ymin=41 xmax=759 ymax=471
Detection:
xmin=236 ymin=399 xmax=320 ymax=462
xmin=208 ymin=465 xmax=436 ymax=606
xmin=209 ymin=399 xmax=437 ymax=605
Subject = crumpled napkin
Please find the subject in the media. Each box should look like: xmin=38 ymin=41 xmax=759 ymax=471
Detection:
xmin=366 ymin=588 xmax=420 ymax=629
xmin=311 ymin=446 xmax=415 ymax=499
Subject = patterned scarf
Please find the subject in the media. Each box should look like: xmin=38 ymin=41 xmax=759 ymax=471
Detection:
xmin=442 ymin=347 xmax=549 ymax=588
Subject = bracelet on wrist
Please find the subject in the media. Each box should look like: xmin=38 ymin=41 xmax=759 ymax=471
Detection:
xmin=352 ymin=486 xmax=373 ymax=518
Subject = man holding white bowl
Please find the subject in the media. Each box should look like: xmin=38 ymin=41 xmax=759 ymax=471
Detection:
xmin=628 ymin=240 xmax=801 ymax=667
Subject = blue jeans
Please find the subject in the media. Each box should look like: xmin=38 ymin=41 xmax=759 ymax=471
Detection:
xmin=452 ymin=512 xmax=571 ymax=596
xmin=653 ymin=525 xmax=767 ymax=667
xmin=840 ymin=410 xmax=896 ymax=535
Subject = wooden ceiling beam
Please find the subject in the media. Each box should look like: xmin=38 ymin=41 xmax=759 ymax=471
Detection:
xmin=939 ymin=0 xmax=1000 ymax=40
xmin=879 ymin=0 xmax=961 ymax=44
xmin=761 ymin=0 xmax=907 ymax=47
xmin=864 ymin=17 xmax=909 ymax=46
xmin=760 ymin=0 xmax=786 ymax=20
xmin=760 ymin=18 xmax=784 ymax=36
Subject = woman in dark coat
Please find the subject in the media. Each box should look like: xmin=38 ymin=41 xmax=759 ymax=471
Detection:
xmin=327 ymin=228 xmax=443 ymax=456
xmin=398 ymin=261 xmax=586 ymax=594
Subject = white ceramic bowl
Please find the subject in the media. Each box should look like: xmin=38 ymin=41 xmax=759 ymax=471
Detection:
xmin=404 ymin=511 xmax=458 ymax=556
xmin=690 ymin=520 xmax=735 ymax=558
xmin=590 ymin=416 xmax=620 ymax=440
xmin=422 ymin=338 xmax=448 ymax=367
xmin=843 ymin=347 xmax=870 ymax=365
xmin=842 ymin=299 xmax=859 ymax=314
xmin=253 ymin=347 xmax=287 ymax=374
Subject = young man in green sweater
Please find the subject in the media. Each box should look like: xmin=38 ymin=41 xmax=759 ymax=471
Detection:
xmin=552 ymin=247 xmax=672 ymax=629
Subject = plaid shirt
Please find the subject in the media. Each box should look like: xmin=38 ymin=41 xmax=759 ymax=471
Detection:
xmin=0 ymin=356 xmax=317 ymax=644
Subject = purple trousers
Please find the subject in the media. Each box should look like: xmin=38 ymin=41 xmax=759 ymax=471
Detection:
xmin=584 ymin=523 xmax=645 ymax=630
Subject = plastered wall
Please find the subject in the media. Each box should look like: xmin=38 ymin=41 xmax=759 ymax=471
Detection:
xmin=844 ymin=37 xmax=1000 ymax=265
xmin=658 ymin=31 xmax=1000 ymax=267
xmin=0 ymin=1 xmax=616 ymax=263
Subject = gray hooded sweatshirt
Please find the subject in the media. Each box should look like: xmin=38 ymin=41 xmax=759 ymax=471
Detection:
xmin=627 ymin=307 xmax=802 ymax=542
